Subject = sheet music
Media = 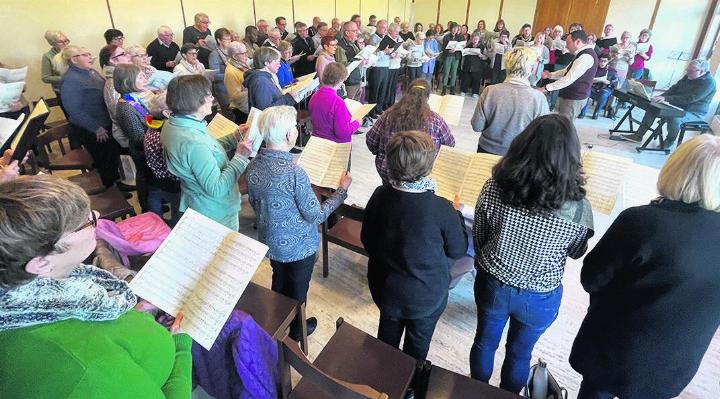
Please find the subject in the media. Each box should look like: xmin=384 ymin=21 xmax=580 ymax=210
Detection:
xmin=462 ymin=48 xmax=484 ymax=57
xmin=0 ymin=82 xmax=25 ymax=113
xmin=429 ymin=146 xmax=472 ymax=201
xmin=582 ymin=151 xmax=633 ymax=215
xmin=445 ymin=41 xmax=466 ymax=50
xmin=344 ymin=99 xmax=376 ymax=122
xmin=346 ymin=60 xmax=361 ymax=76
xmin=129 ymin=209 xmax=268 ymax=350
xmin=0 ymin=114 xmax=24 ymax=148
xmin=428 ymin=94 xmax=465 ymax=126
xmin=493 ymin=42 xmax=507 ymax=54
xmin=282 ymin=77 xmax=319 ymax=101
xmin=207 ymin=113 xmax=238 ymax=140
xmin=458 ymin=154 xmax=501 ymax=206
xmin=355 ymin=45 xmax=378 ymax=60
xmin=296 ymin=136 xmax=351 ymax=188
xmin=0 ymin=66 xmax=28 ymax=83
xmin=296 ymin=72 xmax=316 ymax=82
xmin=622 ymin=163 xmax=660 ymax=209
xmin=636 ymin=42 xmax=650 ymax=53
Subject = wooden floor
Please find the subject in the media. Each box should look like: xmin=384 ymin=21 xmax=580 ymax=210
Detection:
xmin=235 ymin=100 xmax=718 ymax=399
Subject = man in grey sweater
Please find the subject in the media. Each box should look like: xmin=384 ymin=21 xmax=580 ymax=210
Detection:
xmin=471 ymin=47 xmax=550 ymax=154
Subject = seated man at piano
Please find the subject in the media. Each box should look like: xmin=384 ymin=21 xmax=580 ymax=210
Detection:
xmin=622 ymin=59 xmax=716 ymax=149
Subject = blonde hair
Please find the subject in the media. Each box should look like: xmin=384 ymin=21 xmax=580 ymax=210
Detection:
xmin=125 ymin=44 xmax=145 ymax=57
xmin=0 ymin=175 xmax=90 ymax=288
xmin=505 ymin=47 xmax=535 ymax=79
xmin=56 ymin=45 xmax=86 ymax=75
xmin=44 ymin=30 xmax=66 ymax=46
xmin=658 ymin=135 xmax=720 ymax=212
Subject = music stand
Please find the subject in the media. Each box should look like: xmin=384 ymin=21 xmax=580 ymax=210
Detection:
xmin=4 ymin=98 xmax=50 ymax=162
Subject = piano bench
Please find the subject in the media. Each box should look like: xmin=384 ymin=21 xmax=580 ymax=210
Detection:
xmin=678 ymin=121 xmax=711 ymax=145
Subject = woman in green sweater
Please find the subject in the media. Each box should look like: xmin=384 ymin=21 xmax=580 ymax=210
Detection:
xmin=0 ymin=175 xmax=192 ymax=399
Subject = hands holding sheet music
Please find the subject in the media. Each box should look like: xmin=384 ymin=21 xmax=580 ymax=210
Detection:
xmin=235 ymin=125 xmax=254 ymax=158
xmin=339 ymin=171 xmax=352 ymax=190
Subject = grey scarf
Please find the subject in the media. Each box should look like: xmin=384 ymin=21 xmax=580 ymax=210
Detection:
xmin=0 ymin=264 xmax=137 ymax=331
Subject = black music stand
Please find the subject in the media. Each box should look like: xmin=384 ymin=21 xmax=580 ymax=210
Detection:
xmin=636 ymin=119 xmax=672 ymax=154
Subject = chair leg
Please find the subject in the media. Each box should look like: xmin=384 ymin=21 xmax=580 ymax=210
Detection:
xmin=677 ymin=127 xmax=686 ymax=146
xmin=322 ymin=222 xmax=329 ymax=278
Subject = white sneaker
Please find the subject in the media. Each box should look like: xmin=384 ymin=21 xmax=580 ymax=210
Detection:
xmin=472 ymin=94 xmax=479 ymax=99
xmin=460 ymin=92 xmax=466 ymax=97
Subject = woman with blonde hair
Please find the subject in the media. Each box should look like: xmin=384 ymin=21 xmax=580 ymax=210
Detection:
xmin=366 ymin=78 xmax=455 ymax=184
xmin=224 ymin=41 xmax=251 ymax=123
xmin=571 ymin=134 xmax=720 ymax=399
xmin=41 ymin=30 xmax=70 ymax=91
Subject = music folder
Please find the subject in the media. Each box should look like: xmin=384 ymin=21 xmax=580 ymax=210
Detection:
xmin=1 ymin=98 xmax=50 ymax=162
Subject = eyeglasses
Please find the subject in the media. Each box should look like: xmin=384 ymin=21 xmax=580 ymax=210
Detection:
xmin=72 ymin=211 xmax=98 ymax=233
xmin=71 ymin=52 xmax=92 ymax=58
xmin=111 ymin=51 xmax=127 ymax=59
xmin=186 ymin=50 xmax=198 ymax=55
xmin=112 ymin=36 xmax=124 ymax=41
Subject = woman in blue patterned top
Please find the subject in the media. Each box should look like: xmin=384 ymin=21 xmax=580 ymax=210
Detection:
xmin=247 ymin=106 xmax=352 ymax=340
xmin=469 ymin=114 xmax=594 ymax=394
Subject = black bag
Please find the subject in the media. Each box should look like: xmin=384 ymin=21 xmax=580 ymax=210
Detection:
xmin=524 ymin=359 xmax=568 ymax=399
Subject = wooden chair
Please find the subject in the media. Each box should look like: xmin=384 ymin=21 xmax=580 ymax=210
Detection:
xmin=67 ymin=171 xmax=106 ymax=195
xmin=89 ymin=186 xmax=136 ymax=220
xmin=321 ymin=202 xmax=368 ymax=277
xmin=42 ymin=97 xmax=69 ymax=131
xmin=35 ymin=124 xmax=94 ymax=172
xmin=286 ymin=318 xmax=417 ymax=399
xmin=417 ymin=364 xmax=522 ymax=399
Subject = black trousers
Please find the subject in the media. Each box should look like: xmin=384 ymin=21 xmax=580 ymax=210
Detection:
xmin=377 ymin=296 xmax=447 ymax=361
xmin=384 ymin=68 xmax=400 ymax=111
xmin=367 ymin=67 xmax=389 ymax=117
xmin=407 ymin=66 xmax=421 ymax=84
xmin=231 ymin=108 xmax=248 ymax=124
xmin=271 ymin=253 xmax=317 ymax=340
xmin=461 ymin=70 xmax=484 ymax=95
xmin=79 ymin=126 xmax=120 ymax=187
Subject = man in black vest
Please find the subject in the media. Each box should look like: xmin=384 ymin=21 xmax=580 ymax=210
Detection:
xmin=336 ymin=21 xmax=363 ymax=100
xmin=540 ymin=30 xmax=599 ymax=121
xmin=291 ymin=22 xmax=316 ymax=77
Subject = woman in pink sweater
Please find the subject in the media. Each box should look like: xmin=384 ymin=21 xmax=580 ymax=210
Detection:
xmin=308 ymin=62 xmax=361 ymax=143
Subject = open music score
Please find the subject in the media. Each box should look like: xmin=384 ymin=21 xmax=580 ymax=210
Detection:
xmin=428 ymin=94 xmax=465 ymax=126
xmin=207 ymin=113 xmax=238 ymax=140
xmin=129 ymin=209 xmax=269 ymax=350
xmin=429 ymin=146 xmax=501 ymax=208
xmin=582 ymin=151 xmax=633 ymax=214
xmin=344 ymin=99 xmax=376 ymax=122
xmin=622 ymin=163 xmax=661 ymax=209
xmin=296 ymin=136 xmax=351 ymax=189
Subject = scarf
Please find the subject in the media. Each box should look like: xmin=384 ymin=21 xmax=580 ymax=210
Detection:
xmin=391 ymin=176 xmax=437 ymax=193
xmin=180 ymin=58 xmax=205 ymax=75
xmin=0 ymin=264 xmax=137 ymax=331
xmin=227 ymin=58 xmax=249 ymax=71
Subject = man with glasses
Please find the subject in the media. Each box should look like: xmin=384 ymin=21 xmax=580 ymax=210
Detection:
xmin=621 ymin=59 xmax=717 ymax=150
xmin=276 ymin=17 xmax=289 ymax=40
xmin=255 ymin=19 xmax=270 ymax=47
xmin=262 ymin=28 xmax=282 ymax=49
xmin=147 ymin=25 xmax=180 ymax=72
xmin=291 ymin=21 xmax=316 ymax=77
xmin=183 ymin=12 xmax=212 ymax=67
xmin=335 ymin=21 xmax=363 ymax=100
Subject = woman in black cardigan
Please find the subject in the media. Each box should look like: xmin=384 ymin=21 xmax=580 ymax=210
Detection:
xmin=571 ymin=134 xmax=720 ymax=399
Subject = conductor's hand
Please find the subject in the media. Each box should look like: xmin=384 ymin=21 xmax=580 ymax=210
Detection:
xmin=235 ymin=139 xmax=253 ymax=158
xmin=339 ymin=171 xmax=352 ymax=190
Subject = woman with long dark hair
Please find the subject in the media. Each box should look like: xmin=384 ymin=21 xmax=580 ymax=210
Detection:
xmin=365 ymin=79 xmax=455 ymax=184
xmin=469 ymin=114 xmax=594 ymax=394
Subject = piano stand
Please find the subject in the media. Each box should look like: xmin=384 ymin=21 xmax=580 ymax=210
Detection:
xmin=636 ymin=119 xmax=671 ymax=154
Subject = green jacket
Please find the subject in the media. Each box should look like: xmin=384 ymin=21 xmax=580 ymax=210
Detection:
xmin=0 ymin=310 xmax=192 ymax=398
xmin=160 ymin=114 xmax=249 ymax=229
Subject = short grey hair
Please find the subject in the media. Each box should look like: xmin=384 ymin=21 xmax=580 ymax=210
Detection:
xmin=658 ymin=134 xmax=720 ymax=212
xmin=505 ymin=47 xmax=535 ymax=79
xmin=269 ymin=28 xmax=281 ymax=38
xmin=44 ymin=30 xmax=66 ymax=46
xmin=166 ymin=75 xmax=212 ymax=114
xmin=227 ymin=41 xmax=247 ymax=57
xmin=194 ymin=12 xmax=209 ymax=23
xmin=157 ymin=25 xmax=172 ymax=35
xmin=258 ymin=106 xmax=297 ymax=146
xmin=689 ymin=58 xmax=710 ymax=73
xmin=113 ymin=64 xmax=142 ymax=94
xmin=253 ymin=47 xmax=280 ymax=70
xmin=388 ymin=23 xmax=400 ymax=33
xmin=125 ymin=44 xmax=145 ymax=57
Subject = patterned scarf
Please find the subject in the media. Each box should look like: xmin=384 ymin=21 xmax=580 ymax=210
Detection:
xmin=0 ymin=264 xmax=137 ymax=331
xmin=179 ymin=58 xmax=205 ymax=75
xmin=391 ymin=176 xmax=437 ymax=193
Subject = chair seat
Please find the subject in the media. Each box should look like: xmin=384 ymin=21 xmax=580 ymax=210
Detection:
xmin=327 ymin=218 xmax=366 ymax=255
xmin=67 ymin=171 xmax=106 ymax=195
xmin=90 ymin=186 xmax=136 ymax=220
xmin=289 ymin=321 xmax=416 ymax=399
xmin=424 ymin=365 xmax=522 ymax=399
xmin=48 ymin=148 xmax=94 ymax=171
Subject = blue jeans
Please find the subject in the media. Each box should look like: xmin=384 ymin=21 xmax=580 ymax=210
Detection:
xmin=628 ymin=68 xmax=644 ymax=80
xmin=580 ymin=89 xmax=612 ymax=116
xmin=469 ymin=273 xmax=562 ymax=394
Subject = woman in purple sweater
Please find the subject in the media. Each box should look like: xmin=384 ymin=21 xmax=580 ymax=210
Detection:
xmin=308 ymin=62 xmax=361 ymax=143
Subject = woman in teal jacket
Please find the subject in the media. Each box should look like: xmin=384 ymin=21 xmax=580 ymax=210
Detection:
xmin=161 ymin=75 xmax=253 ymax=230
xmin=0 ymin=175 xmax=191 ymax=398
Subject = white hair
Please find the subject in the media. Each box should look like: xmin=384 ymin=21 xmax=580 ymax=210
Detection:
xmin=658 ymin=135 xmax=720 ymax=212
xmin=157 ymin=25 xmax=172 ymax=35
xmin=388 ymin=23 xmax=400 ymax=33
xmin=259 ymin=106 xmax=297 ymax=146
xmin=689 ymin=58 xmax=710 ymax=73
xmin=227 ymin=41 xmax=247 ymax=57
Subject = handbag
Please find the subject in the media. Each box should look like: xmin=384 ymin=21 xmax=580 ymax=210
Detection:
xmin=524 ymin=359 xmax=568 ymax=399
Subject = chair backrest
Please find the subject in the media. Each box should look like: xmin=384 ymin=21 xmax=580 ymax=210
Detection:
xmin=639 ymin=79 xmax=657 ymax=92
xmin=281 ymin=337 xmax=390 ymax=399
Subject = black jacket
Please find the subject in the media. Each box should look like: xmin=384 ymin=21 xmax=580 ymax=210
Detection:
xmin=336 ymin=38 xmax=362 ymax=86
xmin=663 ymin=72 xmax=717 ymax=114
xmin=570 ymin=199 xmax=720 ymax=399
xmin=361 ymin=186 xmax=468 ymax=319
xmin=291 ymin=36 xmax=316 ymax=77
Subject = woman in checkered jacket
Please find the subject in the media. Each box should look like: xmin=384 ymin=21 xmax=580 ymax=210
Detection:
xmin=469 ymin=114 xmax=594 ymax=394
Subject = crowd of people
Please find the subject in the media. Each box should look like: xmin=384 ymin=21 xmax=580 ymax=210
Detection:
xmin=0 ymin=10 xmax=719 ymax=399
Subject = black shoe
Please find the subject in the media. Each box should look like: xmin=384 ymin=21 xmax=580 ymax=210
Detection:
xmin=621 ymin=133 xmax=644 ymax=143
xmin=449 ymin=88 xmax=455 ymax=95
xmin=116 ymin=181 xmax=136 ymax=192
xmin=441 ymin=88 xmax=447 ymax=95
xmin=306 ymin=317 xmax=317 ymax=337
xmin=578 ymin=113 xmax=585 ymax=119
xmin=592 ymin=113 xmax=599 ymax=120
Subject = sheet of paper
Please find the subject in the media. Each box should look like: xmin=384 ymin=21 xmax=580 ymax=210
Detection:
xmin=582 ymin=151 xmax=633 ymax=215
xmin=428 ymin=94 xmax=465 ymax=126
xmin=622 ymin=163 xmax=660 ymax=209
xmin=0 ymin=66 xmax=28 ymax=83
xmin=203 ymin=69 xmax=217 ymax=81
xmin=245 ymin=107 xmax=263 ymax=157
xmin=282 ymin=77 xmax=319 ymax=101
xmin=493 ymin=42 xmax=506 ymax=54
xmin=394 ymin=46 xmax=410 ymax=58
xmin=296 ymin=136 xmax=351 ymax=188
xmin=363 ymin=26 xmax=377 ymax=38
xmin=207 ymin=113 xmax=238 ymax=140
xmin=129 ymin=209 xmax=268 ymax=350
xmin=462 ymin=48 xmax=484 ymax=56
xmin=344 ymin=99 xmax=375 ymax=122
xmin=458 ymin=154 xmax=501 ymax=207
xmin=0 ymin=114 xmax=24 ymax=148
xmin=296 ymin=72 xmax=316 ymax=82
xmin=0 ymin=82 xmax=25 ymax=113
xmin=636 ymin=43 xmax=650 ymax=53
xmin=346 ymin=60 xmax=362 ymax=76
xmin=429 ymin=146 xmax=472 ymax=202
xmin=355 ymin=45 xmax=378 ymax=60
xmin=445 ymin=41 xmax=466 ymax=50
